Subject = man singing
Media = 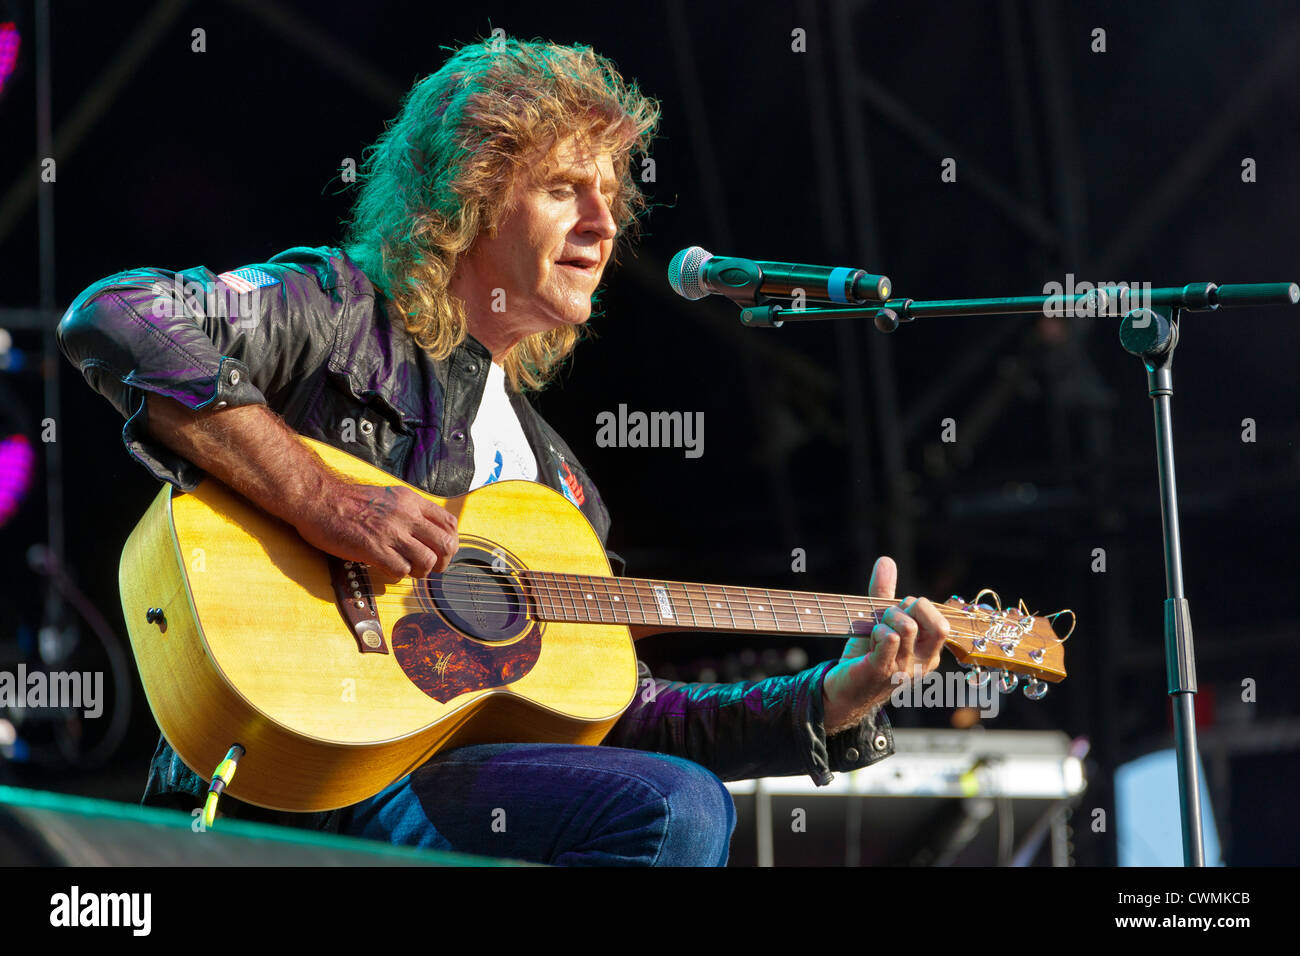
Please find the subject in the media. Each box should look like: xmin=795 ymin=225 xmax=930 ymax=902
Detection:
xmin=57 ymin=37 xmax=948 ymax=865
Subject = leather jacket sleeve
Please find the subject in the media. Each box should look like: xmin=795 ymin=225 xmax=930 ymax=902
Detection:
xmin=56 ymin=248 xmax=349 ymax=490
xmin=603 ymin=657 xmax=895 ymax=784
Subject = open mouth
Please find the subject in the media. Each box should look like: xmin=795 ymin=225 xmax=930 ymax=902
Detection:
xmin=557 ymin=259 xmax=599 ymax=274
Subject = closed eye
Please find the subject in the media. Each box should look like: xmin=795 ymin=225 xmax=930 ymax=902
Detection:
xmin=546 ymin=183 xmax=616 ymax=207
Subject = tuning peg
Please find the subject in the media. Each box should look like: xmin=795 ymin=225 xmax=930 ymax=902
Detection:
xmin=998 ymin=670 xmax=1020 ymax=694
xmin=1023 ymin=678 xmax=1048 ymax=700
xmin=966 ymin=666 xmax=992 ymax=689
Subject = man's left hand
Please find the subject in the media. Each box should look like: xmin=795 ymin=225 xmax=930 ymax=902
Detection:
xmin=822 ymin=556 xmax=949 ymax=734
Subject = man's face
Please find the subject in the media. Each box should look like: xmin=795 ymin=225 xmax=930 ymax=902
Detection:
xmin=459 ymin=137 xmax=619 ymax=343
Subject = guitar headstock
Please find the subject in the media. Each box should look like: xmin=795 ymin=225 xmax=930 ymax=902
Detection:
xmin=942 ymin=589 xmax=1072 ymax=700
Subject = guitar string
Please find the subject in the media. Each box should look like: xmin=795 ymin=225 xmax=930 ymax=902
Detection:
xmin=366 ymin=569 xmax=1042 ymax=625
xmin=365 ymin=596 xmax=1057 ymax=676
xmin=354 ymin=577 xmax=1060 ymax=669
xmin=363 ymin=567 xmax=1050 ymax=636
xmin=336 ymin=567 xmax=1062 ymax=669
xmin=362 ymin=591 xmax=1046 ymax=651
xmin=371 ymin=580 xmax=971 ymax=629
xmin=374 ymin=567 xmax=1023 ymax=620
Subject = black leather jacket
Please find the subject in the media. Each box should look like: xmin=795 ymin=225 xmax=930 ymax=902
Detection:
xmin=56 ymin=245 xmax=894 ymax=832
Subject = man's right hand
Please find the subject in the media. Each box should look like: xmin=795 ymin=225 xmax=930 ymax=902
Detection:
xmin=144 ymin=395 xmax=459 ymax=579
xmin=294 ymin=481 xmax=459 ymax=579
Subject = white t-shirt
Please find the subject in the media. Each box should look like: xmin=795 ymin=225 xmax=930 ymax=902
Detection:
xmin=468 ymin=360 xmax=539 ymax=490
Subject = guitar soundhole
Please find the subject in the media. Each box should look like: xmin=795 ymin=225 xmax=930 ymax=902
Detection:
xmin=411 ymin=538 xmax=534 ymax=643
xmin=424 ymin=559 xmax=528 ymax=643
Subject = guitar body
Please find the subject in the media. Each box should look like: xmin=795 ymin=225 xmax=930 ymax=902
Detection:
xmin=120 ymin=437 xmax=637 ymax=813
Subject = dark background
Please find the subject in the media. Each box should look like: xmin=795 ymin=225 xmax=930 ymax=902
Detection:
xmin=0 ymin=0 xmax=1297 ymax=865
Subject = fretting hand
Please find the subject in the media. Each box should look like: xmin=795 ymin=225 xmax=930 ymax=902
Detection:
xmin=822 ymin=556 xmax=949 ymax=733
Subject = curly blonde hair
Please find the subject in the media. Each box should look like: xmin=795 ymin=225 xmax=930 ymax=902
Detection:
xmin=342 ymin=37 xmax=661 ymax=392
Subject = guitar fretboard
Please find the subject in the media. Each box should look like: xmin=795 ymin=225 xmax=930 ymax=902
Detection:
xmin=519 ymin=570 xmax=883 ymax=636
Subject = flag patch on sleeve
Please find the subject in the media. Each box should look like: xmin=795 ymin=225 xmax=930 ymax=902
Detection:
xmin=217 ymin=267 xmax=280 ymax=293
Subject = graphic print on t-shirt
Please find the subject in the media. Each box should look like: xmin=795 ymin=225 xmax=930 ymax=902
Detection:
xmin=484 ymin=450 xmax=504 ymax=485
xmin=469 ymin=363 xmax=538 ymax=490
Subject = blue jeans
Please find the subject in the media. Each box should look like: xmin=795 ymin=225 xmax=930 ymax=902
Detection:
xmin=342 ymin=743 xmax=737 ymax=866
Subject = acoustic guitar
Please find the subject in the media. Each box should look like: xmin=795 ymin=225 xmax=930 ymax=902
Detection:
xmin=119 ymin=436 xmax=1071 ymax=812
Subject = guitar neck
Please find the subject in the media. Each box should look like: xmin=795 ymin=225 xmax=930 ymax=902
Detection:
xmin=521 ymin=569 xmax=924 ymax=638
xmin=516 ymin=569 xmax=1070 ymax=684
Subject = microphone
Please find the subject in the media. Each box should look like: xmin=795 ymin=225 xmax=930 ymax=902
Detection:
xmin=668 ymin=246 xmax=891 ymax=305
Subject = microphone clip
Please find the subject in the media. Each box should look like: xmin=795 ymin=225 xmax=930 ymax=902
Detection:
xmin=738 ymin=302 xmax=785 ymax=328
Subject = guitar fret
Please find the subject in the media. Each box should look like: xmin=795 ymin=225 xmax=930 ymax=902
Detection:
xmin=700 ymin=583 xmax=726 ymax=630
xmin=577 ymin=574 xmax=594 ymax=623
xmin=625 ymin=580 xmax=653 ymax=625
xmin=712 ymin=583 xmax=731 ymax=629
xmin=583 ymin=573 xmax=602 ymax=623
xmin=690 ymin=582 xmax=710 ymax=628
xmin=617 ymin=577 xmax=637 ymax=625
xmin=667 ymin=582 xmax=695 ymax=627
xmin=721 ymin=585 xmax=750 ymax=631
xmin=691 ymin=583 xmax=713 ymax=629
xmin=580 ymin=575 xmax=597 ymax=622
xmin=624 ymin=579 xmax=646 ymax=625
xmin=755 ymin=588 xmax=778 ymax=634
xmin=774 ymin=590 xmax=806 ymax=634
xmin=696 ymin=582 xmax=717 ymax=629
xmin=845 ymin=595 xmax=874 ymax=633
xmin=831 ymin=594 xmax=853 ymax=634
xmin=792 ymin=590 xmax=815 ymax=632
xmin=690 ymin=583 xmax=712 ymax=628
xmin=541 ymin=572 xmax=562 ymax=621
xmin=589 ymin=575 xmax=608 ymax=622
xmin=572 ymin=573 xmax=593 ymax=623
xmin=525 ymin=571 xmax=552 ymax=620
xmin=558 ymin=572 xmax=579 ymax=622
xmin=551 ymin=576 xmax=569 ymax=622
xmin=547 ymin=574 xmax=568 ymax=622
xmin=811 ymin=593 xmax=832 ymax=634
xmin=596 ymin=573 xmax=621 ymax=625
xmin=738 ymin=586 xmax=753 ymax=628
xmin=759 ymin=590 xmax=790 ymax=634
xmin=627 ymin=579 xmax=651 ymax=625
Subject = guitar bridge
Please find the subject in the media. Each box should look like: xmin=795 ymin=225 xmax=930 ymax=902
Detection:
xmin=329 ymin=557 xmax=388 ymax=654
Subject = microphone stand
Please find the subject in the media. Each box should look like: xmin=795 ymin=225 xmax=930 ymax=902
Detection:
xmin=725 ymin=279 xmax=1300 ymax=867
